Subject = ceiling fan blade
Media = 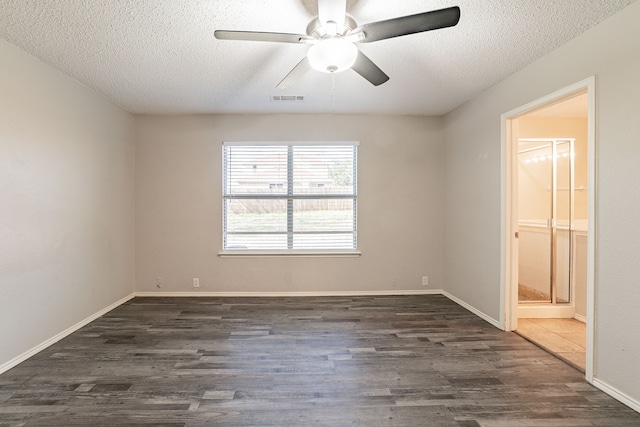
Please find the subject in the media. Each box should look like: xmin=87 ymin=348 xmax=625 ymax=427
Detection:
xmin=318 ymin=0 xmax=346 ymax=27
xmin=352 ymin=6 xmax=461 ymax=43
xmin=277 ymin=56 xmax=312 ymax=90
xmin=214 ymin=30 xmax=313 ymax=44
xmin=351 ymin=51 xmax=389 ymax=86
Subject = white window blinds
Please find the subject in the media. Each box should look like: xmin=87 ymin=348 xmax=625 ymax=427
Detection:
xmin=223 ymin=142 xmax=358 ymax=251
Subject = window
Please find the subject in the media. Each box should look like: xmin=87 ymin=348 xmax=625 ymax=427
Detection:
xmin=222 ymin=142 xmax=358 ymax=252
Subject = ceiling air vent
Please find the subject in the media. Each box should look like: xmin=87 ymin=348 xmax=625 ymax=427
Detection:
xmin=271 ymin=95 xmax=305 ymax=102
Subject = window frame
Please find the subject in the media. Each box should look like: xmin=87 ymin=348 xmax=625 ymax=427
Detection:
xmin=219 ymin=141 xmax=360 ymax=257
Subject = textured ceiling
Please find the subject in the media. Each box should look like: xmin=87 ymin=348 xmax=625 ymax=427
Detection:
xmin=0 ymin=0 xmax=635 ymax=115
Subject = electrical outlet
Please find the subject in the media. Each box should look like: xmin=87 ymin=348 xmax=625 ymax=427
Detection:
xmin=391 ymin=276 xmax=397 ymax=287
xmin=193 ymin=278 xmax=200 ymax=288
xmin=422 ymin=276 xmax=429 ymax=287
xmin=156 ymin=277 xmax=163 ymax=288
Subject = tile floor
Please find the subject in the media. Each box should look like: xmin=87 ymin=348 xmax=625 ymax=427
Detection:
xmin=516 ymin=317 xmax=587 ymax=372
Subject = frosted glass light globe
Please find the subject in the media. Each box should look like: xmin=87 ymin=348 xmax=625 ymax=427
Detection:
xmin=308 ymin=38 xmax=358 ymax=73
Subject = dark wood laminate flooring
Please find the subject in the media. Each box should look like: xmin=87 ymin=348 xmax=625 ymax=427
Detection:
xmin=1 ymin=295 xmax=638 ymax=426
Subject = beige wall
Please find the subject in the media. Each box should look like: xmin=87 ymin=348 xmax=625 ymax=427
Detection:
xmin=0 ymin=39 xmax=135 ymax=368
xmin=135 ymin=114 xmax=444 ymax=294
xmin=444 ymin=1 xmax=640 ymax=404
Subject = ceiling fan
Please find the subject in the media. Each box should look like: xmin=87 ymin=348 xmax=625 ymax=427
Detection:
xmin=214 ymin=0 xmax=460 ymax=89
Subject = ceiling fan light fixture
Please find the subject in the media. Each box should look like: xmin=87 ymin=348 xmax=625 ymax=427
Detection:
xmin=307 ymin=38 xmax=358 ymax=73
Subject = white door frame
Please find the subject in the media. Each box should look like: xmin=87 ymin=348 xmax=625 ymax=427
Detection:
xmin=500 ymin=76 xmax=596 ymax=382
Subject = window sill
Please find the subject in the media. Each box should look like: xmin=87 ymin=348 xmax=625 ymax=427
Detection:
xmin=218 ymin=250 xmax=361 ymax=258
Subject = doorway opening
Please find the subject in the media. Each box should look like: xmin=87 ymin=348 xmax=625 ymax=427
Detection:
xmin=501 ymin=77 xmax=596 ymax=381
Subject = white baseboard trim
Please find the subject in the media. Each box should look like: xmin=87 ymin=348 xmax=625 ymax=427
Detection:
xmin=0 ymin=293 xmax=135 ymax=376
xmin=592 ymin=378 xmax=640 ymax=413
xmin=441 ymin=290 xmax=502 ymax=329
xmin=135 ymin=289 xmax=444 ymax=298
xmin=574 ymin=313 xmax=587 ymax=323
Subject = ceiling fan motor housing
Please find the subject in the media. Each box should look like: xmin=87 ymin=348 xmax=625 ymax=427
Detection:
xmin=306 ymin=15 xmax=357 ymax=38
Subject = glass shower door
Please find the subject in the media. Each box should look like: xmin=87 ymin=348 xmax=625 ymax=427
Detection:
xmin=517 ymin=139 xmax=573 ymax=304
xmin=554 ymin=141 xmax=572 ymax=303
xmin=518 ymin=141 xmax=553 ymax=302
